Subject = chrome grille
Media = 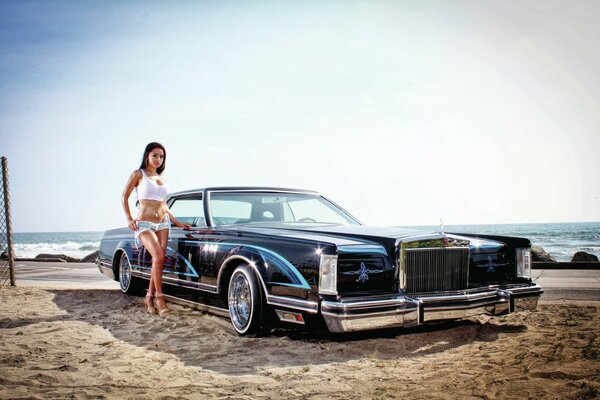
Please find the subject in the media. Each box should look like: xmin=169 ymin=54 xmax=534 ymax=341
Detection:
xmin=402 ymin=247 xmax=469 ymax=294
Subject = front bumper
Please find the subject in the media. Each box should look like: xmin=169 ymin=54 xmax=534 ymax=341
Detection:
xmin=321 ymin=284 xmax=543 ymax=333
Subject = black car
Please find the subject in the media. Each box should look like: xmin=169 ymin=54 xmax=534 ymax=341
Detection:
xmin=97 ymin=187 xmax=542 ymax=335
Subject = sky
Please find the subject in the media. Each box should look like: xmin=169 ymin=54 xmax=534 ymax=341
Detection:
xmin=1 ymin=0 xmax=599 ymax=232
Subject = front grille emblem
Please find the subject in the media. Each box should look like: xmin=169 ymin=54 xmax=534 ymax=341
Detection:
xmin=357 ymin=262 xmax=369 ymax=284
xmin=486 ymin=256 xmax=496 ymax=273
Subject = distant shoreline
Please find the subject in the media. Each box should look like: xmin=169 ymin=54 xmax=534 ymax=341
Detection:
xmin=10 ymin=222 xmax=600 ymax=262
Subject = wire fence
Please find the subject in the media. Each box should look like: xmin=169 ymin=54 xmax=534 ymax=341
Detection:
xmin=0 ymin=156 xmax=15 ymax=287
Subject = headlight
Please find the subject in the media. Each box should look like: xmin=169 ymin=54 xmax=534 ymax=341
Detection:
xmin=516 ymin=248 xmax=531 ymax=278
xmin=319 ymin=254 xmax=338 ymax=295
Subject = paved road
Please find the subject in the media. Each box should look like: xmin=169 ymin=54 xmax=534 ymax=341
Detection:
xmin=13 ymin=261 xmax=120 ymax=290
xmin=10 ymin=262 xmax=600 ymax=300
xmin=532 ymin=269 xmax=600 ymax=301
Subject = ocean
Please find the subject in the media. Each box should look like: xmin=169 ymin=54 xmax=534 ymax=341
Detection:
xmin=12 ymin=231 xmax=103 ymax=259
xmin=11 ymin=222 xmax=600 ymax=262
xmin=401 ymin=221 xmax=600 ymax=262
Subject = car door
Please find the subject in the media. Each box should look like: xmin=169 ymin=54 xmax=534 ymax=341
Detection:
xmin=199 ymin=193 xmax=255 ymax=287
xmin=165 ymin=195 xmax=207 ymax=287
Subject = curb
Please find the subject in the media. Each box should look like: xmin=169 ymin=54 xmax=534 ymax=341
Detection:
xmin=532 ymin=262 xmax=600 ymax=270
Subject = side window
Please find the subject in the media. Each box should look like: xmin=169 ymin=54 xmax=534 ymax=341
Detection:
xmin=169 ymin=197 xmax=206 ymax=227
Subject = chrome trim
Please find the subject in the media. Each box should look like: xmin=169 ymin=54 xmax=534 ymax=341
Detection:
xmin=319 ymin=194 xmax=363 ymax=225
xmin=162 ymin=294 xmax=230 ymax=319
xmin=132 ymin=271 xmax=218 ymax=293
xmin=421 ymin=298 xmax=507 ymax=313
xmin=96 ymin=260 xmax=112 ymax=268
xmin=97 ymin=264 xmax=115 ymax=280
xmin=501 ymin=285 xmax=542 ymax=295
xmin=323 ymin=308 xmax=414 ymax=318
xmin=205 ymin=190 xmax=214 ymax=227
xmin=321 ymin=284 xmax=542 ymax=333
xmin=161 ymin=278 xmax=219 ymax=293
xmin=399 ymin=243 xmax=470 ymax=293
xmin=322 ymin=299 xmax=420 ymax=333
xmin=412 ymin=291 xmax=500 ymax=303
xmin=321 ymin=297 xmax=412 ymax=312
xmin=399 ymin=233 xmax=470 ymax=248
xmin=267 ymin=294 xmax=318 ymax=313
xmin=407 ymin=247 xmax=470 ymax=252
xmin=421 ymin=304 xmax=509 ymax=322
xmin=207 ymin=188 xmax=319 ymax=194
xmin=325 ymin=314 xmax=414 ymax=333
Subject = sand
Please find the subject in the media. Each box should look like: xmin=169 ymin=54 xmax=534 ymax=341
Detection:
xmin=1 ymin=287 xmax=599 ymax=400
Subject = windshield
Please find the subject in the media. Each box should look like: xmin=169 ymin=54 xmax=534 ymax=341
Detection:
xmin=208 ymin=192 xmax=360 ymax=226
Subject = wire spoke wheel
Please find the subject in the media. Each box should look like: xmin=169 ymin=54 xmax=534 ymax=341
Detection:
xmin=117 ymin=251 xmax=143 ymax=295
xmin=230 ymin=273 xmax=251 ymax=328
xmin=228 ymin=264 xmax=265 ymax=335
xmin=119 ymin=252 xmax=132 ymax=292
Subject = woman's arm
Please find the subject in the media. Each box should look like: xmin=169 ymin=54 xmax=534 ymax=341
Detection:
xmin=165 ymin=209 xmax=191 ymax=230
xmin=122 ymin=170 xmax=141 ymax=231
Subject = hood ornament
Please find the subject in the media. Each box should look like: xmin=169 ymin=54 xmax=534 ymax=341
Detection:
xmin=439 ymin=218 xmax=445 ymax=234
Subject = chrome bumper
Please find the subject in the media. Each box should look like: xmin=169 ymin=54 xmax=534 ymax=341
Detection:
xmin=321 ymin=284 xmax=543 ymax=333
xmin=96 ymin=260 xmax=115 ymax=280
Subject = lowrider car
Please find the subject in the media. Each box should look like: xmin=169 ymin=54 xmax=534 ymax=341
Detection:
xmin=97 ymin=187 xmax=542 ymax=335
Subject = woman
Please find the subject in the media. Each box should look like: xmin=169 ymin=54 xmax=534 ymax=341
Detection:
xmin=121 ymin=142 xmax=190 ymax=316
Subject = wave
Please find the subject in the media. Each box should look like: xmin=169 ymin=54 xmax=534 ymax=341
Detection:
xmin=580 ymin=246 xmax=600 ymax=252
xmin=12 ymin=241 xmax=100 ymax=259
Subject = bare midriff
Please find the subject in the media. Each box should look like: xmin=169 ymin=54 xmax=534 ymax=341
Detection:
xmin=137 ymin=199 xmax=167 ymax=223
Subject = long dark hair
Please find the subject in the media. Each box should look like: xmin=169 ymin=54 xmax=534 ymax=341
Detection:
xmin=138 ymin=142 xmax=166 ymax=175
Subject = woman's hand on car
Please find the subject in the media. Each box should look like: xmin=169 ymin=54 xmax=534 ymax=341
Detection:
xmin=127 ymin=218 xmax=137 ymax=231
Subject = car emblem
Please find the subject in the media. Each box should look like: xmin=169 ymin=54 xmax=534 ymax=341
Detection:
xmin=357 ymin=262 xmax=370 ymax=284
xmin=486 ymin=256 xmax=496 ymax=273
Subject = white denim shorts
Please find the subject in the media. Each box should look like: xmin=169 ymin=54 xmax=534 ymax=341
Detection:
xmin=134 ymin=216 xmax=170 ymax=247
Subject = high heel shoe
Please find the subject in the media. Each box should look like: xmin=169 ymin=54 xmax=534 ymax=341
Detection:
xmin=154 ymin=294 xmax=170 ymax=316
xmin=144 ymin=293 xmax=157 ymax=315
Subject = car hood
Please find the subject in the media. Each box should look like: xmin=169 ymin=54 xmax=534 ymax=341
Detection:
xmin=232 ymin=223 xmax=505 ymax=252
xmin=236 ymin=223 xmax=419 ymax=242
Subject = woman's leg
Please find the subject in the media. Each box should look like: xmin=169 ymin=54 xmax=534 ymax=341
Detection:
xmin=138 ymin=230 xmax=166 ymax=296
xmin=155 ymin=228 xmax=169 ymax=293
xmin=152 ymin=229 xmax=170 ymax=314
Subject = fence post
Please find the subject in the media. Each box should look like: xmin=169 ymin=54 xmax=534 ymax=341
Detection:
xmin=1 ymin=156 xmax=15 ymax=286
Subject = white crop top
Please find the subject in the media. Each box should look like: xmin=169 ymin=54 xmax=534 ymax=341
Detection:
xmin=136 ymin=169 xmax=168 ymax=201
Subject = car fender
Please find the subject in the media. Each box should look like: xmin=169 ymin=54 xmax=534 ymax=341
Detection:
xmin=217 ymin=245 xmax=311 ymax=297
xmin=112 ymin=241 xmax=137 ymax=275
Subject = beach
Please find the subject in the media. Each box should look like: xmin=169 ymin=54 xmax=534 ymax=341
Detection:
xmin=1 ymin=263 xmax=599 ymax=399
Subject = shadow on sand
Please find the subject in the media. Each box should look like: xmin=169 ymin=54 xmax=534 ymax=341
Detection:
xmin=9 ymin=289 xmax=528 ymax=375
